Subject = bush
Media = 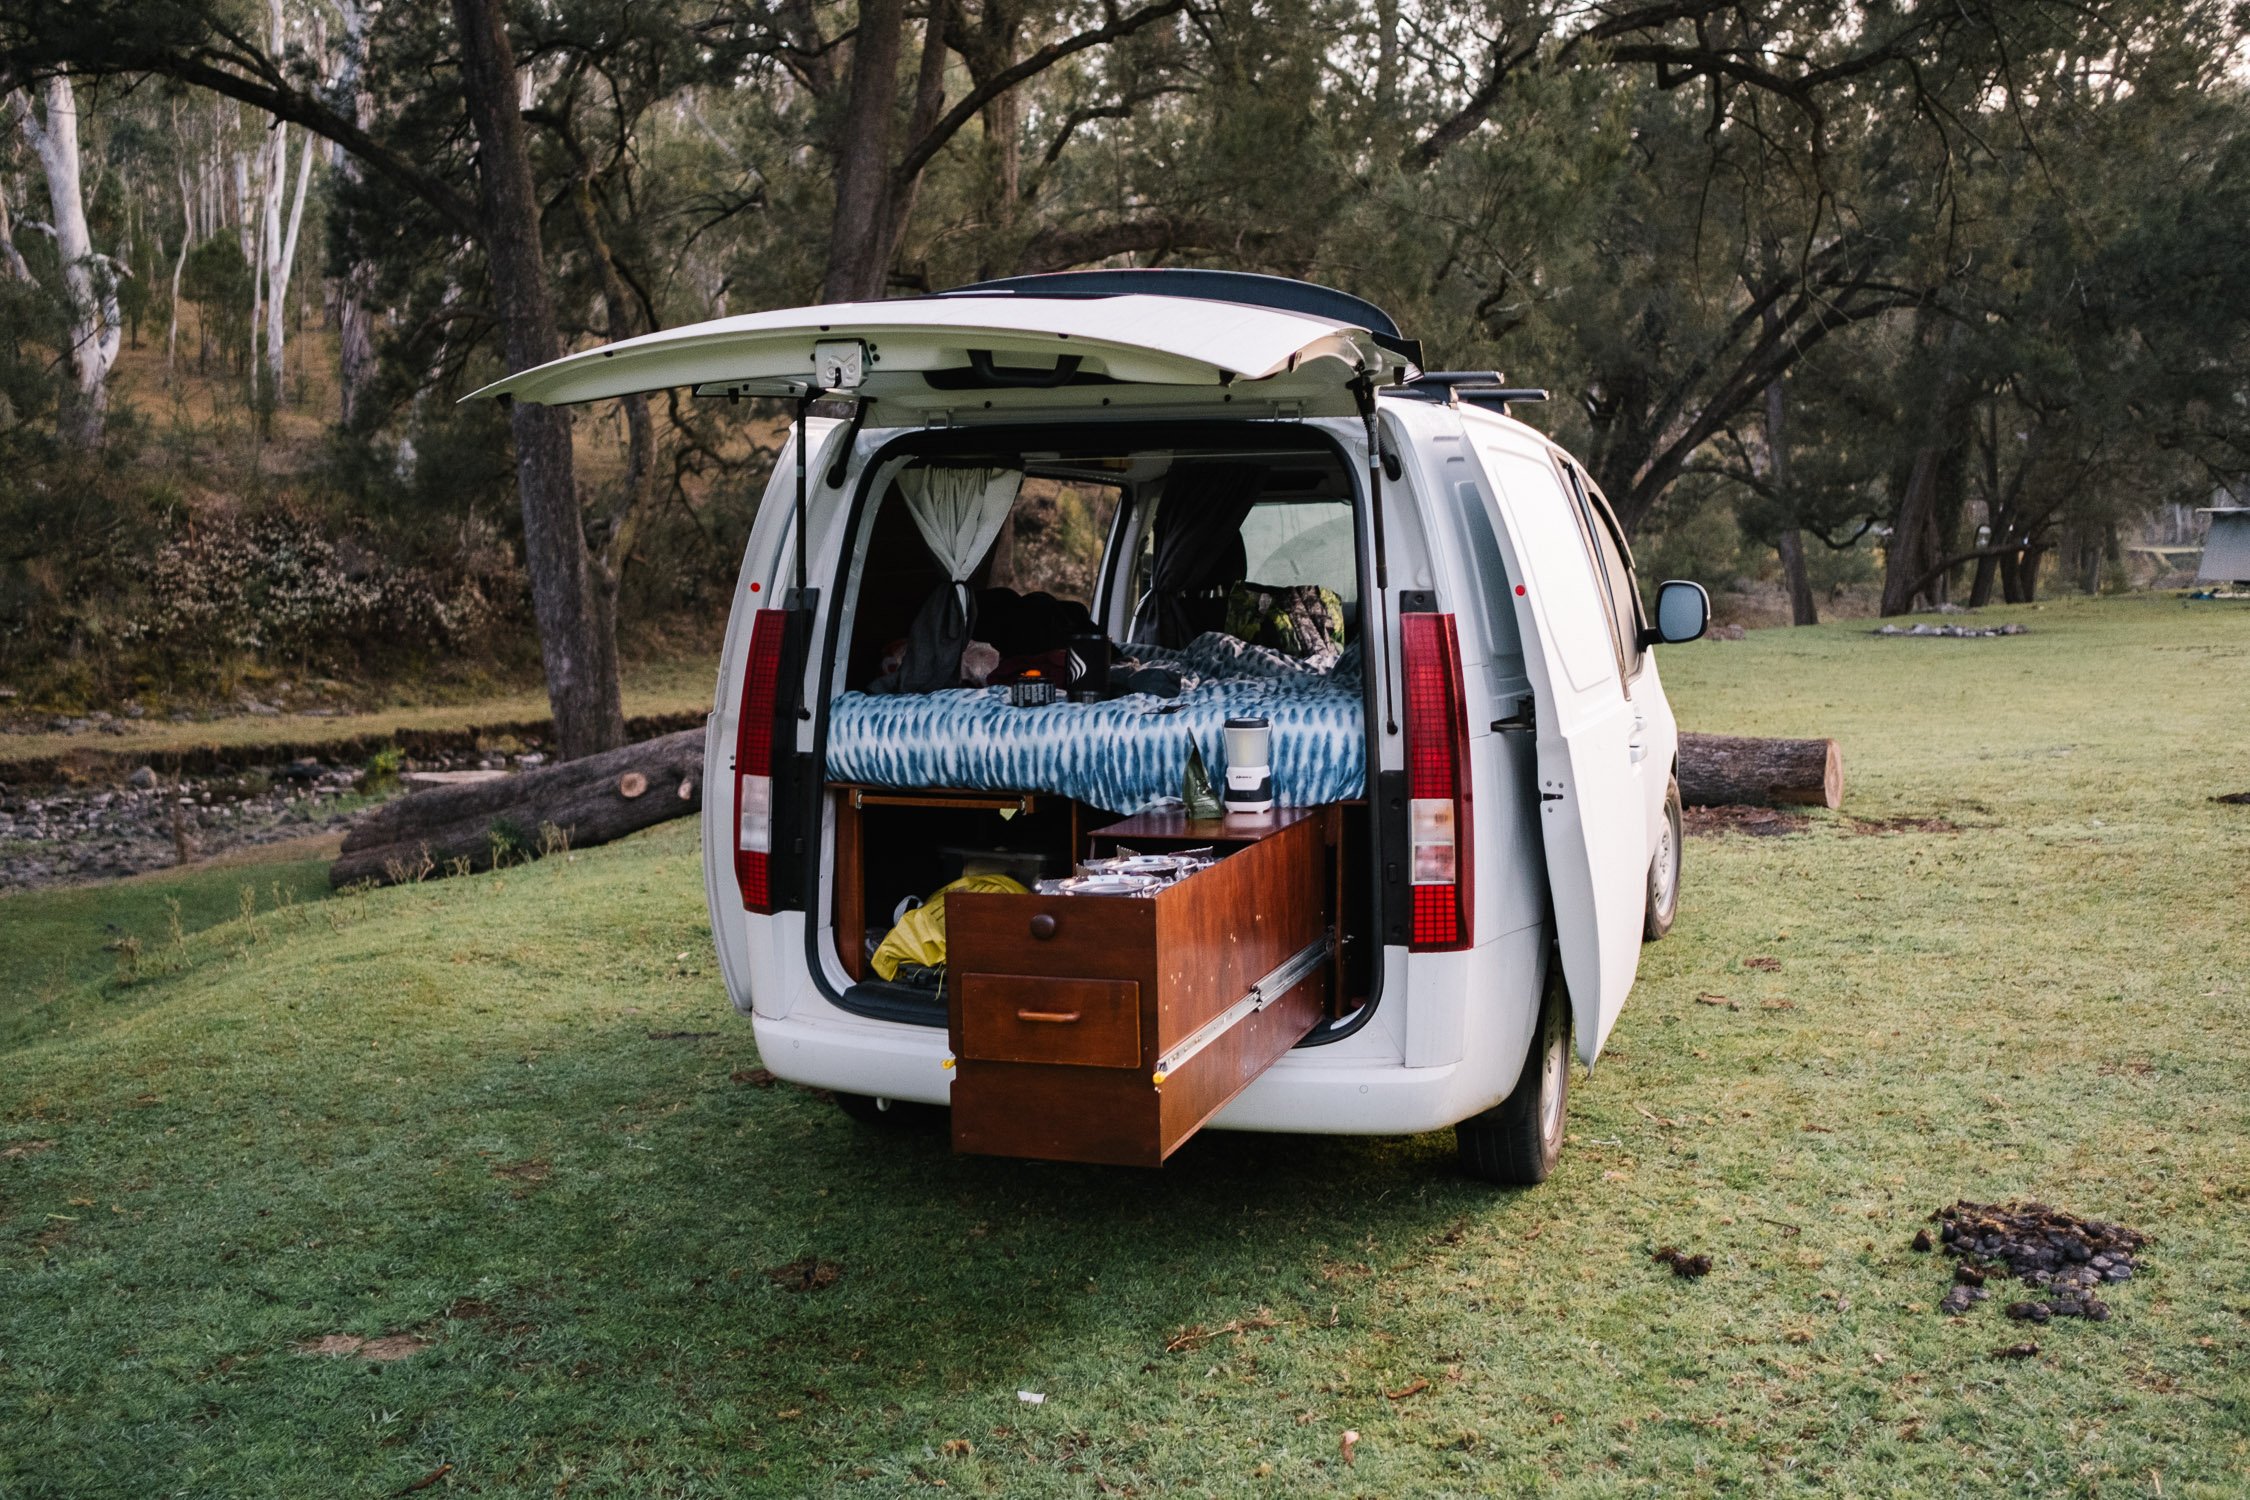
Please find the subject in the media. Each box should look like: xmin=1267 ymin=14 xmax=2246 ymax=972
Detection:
xmin=127 ymin=505 xmax=522 ymax=668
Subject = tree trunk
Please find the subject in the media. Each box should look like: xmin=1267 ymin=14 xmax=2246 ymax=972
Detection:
xmin=820 ymin=0 xmax=907 ymax=302
xmin=453 ymin=0 xmax=626 ymax=761
xmin=1678 ymin=732 xmax=1843 ymax=810
xmin=265 ymin=121 xmax=315 ymax=397
xmin=13 ymin=73 xmax=120 ymax=445
xmin=1880 ymin=445 xmax=1942 ymax=616
xmin=0 ymin=176 xmax=33 ymax=284
xmin=331 ymin=728 xmax=703 ymax=887
xmin=1762 ymin=361 xmax=1817 ymax=626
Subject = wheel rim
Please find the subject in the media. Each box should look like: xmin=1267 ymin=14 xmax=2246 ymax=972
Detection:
xmin=1651 ymin=799 xmax=1680 ymax=916
xmin=1538 ymin=998 xmax=1568 ymax=1145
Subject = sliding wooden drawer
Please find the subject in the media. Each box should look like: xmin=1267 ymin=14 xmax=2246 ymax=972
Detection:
xmin=947 ymin=809 xmax=1332 ymax=1168
xmin=957 ymin=975 xmax=1141 ymax=1068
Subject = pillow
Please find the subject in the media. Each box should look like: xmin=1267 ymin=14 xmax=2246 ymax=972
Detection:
xmin=1224 ymin=582 xmax=1345 ymax=666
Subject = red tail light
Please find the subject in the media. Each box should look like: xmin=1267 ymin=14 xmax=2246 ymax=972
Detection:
xmin=1401 ymin=611 xmax=1473 ymax=950
xmin=733 ymin=608 xmax=789 ymax=912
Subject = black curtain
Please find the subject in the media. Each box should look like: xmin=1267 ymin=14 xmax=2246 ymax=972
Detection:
xmin=1151 ymin=462 xmax=1263 ymax=647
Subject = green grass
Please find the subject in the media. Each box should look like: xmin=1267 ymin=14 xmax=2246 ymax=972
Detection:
xmin=2 ymin=595 xmax=2246 ymax=1497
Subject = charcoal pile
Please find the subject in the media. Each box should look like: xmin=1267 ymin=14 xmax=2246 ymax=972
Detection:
xmin=1916 ymin=1201 xmax=2147 ymax=1323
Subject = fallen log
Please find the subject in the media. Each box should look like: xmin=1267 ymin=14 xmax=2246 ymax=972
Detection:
xmin=1677 ymin=732 xmax=1842 ymax=810
xmin=333 ymin=727 xmax=704 ymax=888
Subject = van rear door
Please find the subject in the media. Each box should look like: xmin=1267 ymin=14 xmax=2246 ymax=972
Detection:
xmin=466 ymin=294 xmax=1404 ymax=419
xmin=1463 ymin=424 xmax=1647 ymax=1065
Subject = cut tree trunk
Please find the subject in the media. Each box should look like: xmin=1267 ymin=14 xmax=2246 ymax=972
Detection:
xmin=331 ymin=728 xmax=702 ymax=888
xmin=1677 ymin=732 xmax=1842 ymax=810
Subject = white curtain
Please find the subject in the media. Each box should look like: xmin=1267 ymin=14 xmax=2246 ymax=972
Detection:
xmin=900 ymin=466 xmax=1021 ymax=619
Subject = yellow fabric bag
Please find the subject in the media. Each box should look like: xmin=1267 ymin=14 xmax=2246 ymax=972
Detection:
xmin=868 ymin=872 xmax=1028 ymax=981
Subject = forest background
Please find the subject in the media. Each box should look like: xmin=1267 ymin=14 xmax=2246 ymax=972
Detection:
xmin=2 ymin=0 xmax=2246 ymax=756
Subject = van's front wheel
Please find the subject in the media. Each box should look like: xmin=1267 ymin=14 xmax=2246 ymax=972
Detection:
xmin=1455 ymin=959 xmax=1571 ymax=1186
xmin=1642 ymin=775 xmax=1683 ymax=941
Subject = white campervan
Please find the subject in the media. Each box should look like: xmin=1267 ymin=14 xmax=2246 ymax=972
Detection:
xmin=477 ymin=271 xmax=1708 ymax=1184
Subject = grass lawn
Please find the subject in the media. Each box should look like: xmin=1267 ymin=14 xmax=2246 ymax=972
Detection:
xmin=2 ymin=594 xmax=2245 ymax=1497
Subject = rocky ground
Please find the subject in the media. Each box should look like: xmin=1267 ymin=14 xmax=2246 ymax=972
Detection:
xmin=0 ymin=749 xmax=534 ymax=892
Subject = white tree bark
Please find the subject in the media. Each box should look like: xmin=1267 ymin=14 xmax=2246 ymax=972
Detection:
xmin=168 ymin=159 xmax=192 ymax=373
xmin=264 ymin=123 xmax=314 ymax=397
xmin=11 ymin=73 xmax=122 ymax=445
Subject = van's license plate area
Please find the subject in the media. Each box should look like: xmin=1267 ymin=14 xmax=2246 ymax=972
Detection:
xmin=946 ymin=809 xmax=1331 ymax=1167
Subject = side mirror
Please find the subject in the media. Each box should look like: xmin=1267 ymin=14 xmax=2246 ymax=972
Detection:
xmin=1641 ymin=580 xmax=1710 ymax=647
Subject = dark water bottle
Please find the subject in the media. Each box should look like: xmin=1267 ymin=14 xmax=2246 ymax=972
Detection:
xmin=1066 ymin=632 xmax=1111 ymax=702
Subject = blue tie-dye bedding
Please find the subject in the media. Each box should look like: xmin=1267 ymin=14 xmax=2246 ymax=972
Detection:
xmin=825 ymin=633 xmax=1365 ymax=815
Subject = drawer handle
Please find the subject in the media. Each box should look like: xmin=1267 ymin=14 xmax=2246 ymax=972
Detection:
xmin=1015 ymin=1009 xmax=1081 ymax=1024
xmin=1029 ymin=913 xmax=1058 ymax=940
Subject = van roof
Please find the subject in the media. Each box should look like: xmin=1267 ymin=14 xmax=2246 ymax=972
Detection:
xmin=939 ymin=270 xmax=1421 ymax=368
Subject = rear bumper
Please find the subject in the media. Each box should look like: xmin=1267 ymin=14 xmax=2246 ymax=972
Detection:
xmin=748 ymin=992 xmax=1522 ymax=1138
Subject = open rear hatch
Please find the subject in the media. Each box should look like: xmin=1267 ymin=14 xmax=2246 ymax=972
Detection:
xmin=466 ymin=288 xmax=1408 ymax=419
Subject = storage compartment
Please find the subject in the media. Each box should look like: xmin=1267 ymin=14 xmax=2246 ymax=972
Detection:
xmin=946 ymin=808 xmax=1332 ymax=1166
xmin=829 ymin=785 xmax=1089 ymax=993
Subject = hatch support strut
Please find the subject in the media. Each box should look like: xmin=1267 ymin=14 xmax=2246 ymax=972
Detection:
xmin=1353 ymin=374 xmax=1399 ymax=737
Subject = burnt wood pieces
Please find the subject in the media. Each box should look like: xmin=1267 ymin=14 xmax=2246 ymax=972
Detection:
xmin=330 ymin=727 xmax=703 ymax=887
xmin=946 ymin=810 xmax=1331 ymax=1167
xmin=1678 ymin=731 xmax=1844 ymax=810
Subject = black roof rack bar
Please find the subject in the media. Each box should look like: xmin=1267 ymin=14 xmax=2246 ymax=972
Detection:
xmin=1395 ymin=372 xmax=1549 ymax=412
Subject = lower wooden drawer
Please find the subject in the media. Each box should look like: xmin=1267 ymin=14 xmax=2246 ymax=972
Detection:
xmin=957 ymin=974 xmax=1140 ymax=1068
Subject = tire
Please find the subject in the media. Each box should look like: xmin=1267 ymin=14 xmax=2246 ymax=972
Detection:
xmin=834 ymin=1092 xmax=946 ymax=1131
xmin=1455 ymin=957 xmax=1571 ymax=1186
xmin=1642 ymin=774 xmax=1683 ymax=942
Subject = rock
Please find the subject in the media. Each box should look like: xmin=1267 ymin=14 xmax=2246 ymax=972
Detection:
xmin=128 ymin=766 xmax=158 ymax=790
xmin=1912 ymin=1228 xmax=1933 ymax=1252
xmin=2006 ymin=1301 xmax=2052 ymax=1323
xmin=516 ymin=752 xmax=547 ymax=769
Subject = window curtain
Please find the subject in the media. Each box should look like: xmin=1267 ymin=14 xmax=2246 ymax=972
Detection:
xmin=893 ymin=466 xmax=1022 ymax=692
xmin=1150 ymin=462 xmax=1264 ymax=647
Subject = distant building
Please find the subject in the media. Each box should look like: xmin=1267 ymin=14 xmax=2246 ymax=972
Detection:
xmin=2198 ymin=508 xmax=2250 ymax=584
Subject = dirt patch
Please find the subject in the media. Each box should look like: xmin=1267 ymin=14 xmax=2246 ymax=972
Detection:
xmin=296 ymin=1332 xmax=430 ymax=1362
xmin=3 ymin=1139 xmax=57 ymax=1159
xmin=765 ymin=1256 xmax=842 ymax=1292
xmin=490 ymin=1159 xmax=549 ymax=1185
xmin=1847 ymin=815 xmax=1962 ymax=835
xmin=1652 ymin=1246 xmax=1712 ymax=1278
xmin=1916 ymin=1201 xmax=2147 ymax=1323
xmin=1684 ymin=804 xmax=1809 ymax=838
xmin=732 ymin=1067 xmax=779 ymax=1087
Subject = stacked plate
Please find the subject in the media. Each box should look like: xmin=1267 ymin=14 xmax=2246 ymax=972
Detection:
xmin=1033 ymin=873 xmax=1163 ymax=898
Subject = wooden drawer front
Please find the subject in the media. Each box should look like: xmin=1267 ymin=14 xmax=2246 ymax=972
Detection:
xmin=959 ymin=975 xmax=1141 ymax=1068
xmin=947 ymin=890 xmax=1154 ymax=982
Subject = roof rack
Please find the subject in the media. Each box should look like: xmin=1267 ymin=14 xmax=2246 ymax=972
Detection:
xmin=938 ymin=269 xmax=1422 ymax=372
xmin=1393 ymin=372 xmax=1549 ymax=413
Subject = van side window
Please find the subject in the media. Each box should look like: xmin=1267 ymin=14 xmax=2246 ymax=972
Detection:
xmin=1561 ymin=463 xmax=1644 ymax=678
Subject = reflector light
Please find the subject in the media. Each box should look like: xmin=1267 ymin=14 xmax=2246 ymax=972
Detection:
xmin=734 ymin=608 xmax=790 ymax=912
xmin=1401 ymin=612 xmax=1473 ymax=950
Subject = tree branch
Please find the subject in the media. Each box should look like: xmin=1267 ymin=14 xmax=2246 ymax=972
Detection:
xmin=892 ymin=0 xmax=1192 ymax=188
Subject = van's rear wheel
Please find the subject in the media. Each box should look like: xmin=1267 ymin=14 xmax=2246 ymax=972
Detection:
xmin=1455 ymin=958 xmax=1571 ymax=1186
xmin=1642 ymin=775 xmax=1683 ymax=942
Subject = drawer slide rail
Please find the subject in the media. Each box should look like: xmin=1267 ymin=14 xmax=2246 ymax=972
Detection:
xmin=1151 ymin=929 xmax=1334 ymax=1085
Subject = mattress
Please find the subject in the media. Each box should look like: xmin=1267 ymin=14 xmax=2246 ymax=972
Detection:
xmin=826 ymin=634 xmax=1365 ymax=814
